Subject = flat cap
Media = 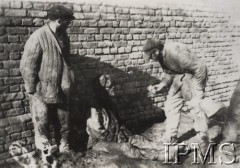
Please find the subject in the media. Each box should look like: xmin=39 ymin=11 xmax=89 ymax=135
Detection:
xmin=143 ymin=39 xmax=161 ymax=52
xmin=48 ymin=5 xmax=75 ymax=20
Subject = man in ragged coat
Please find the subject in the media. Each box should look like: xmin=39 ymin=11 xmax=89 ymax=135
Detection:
xmin=20 ymin=5 xmax=75 ymax=158
xmin=143 ymin=39 xmax=209 ymax=146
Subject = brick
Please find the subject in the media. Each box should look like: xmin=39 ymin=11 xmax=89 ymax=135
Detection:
xmin=74 ymin=12 xmax=84 ymax=19
xmin=26 ymin=122 xmax=34 ymax=130
xmin=0 ymin=152 xmax=10 ymax=160
xmin=1 ymin=102 xmax=11 ymax=110
xmin=12 ymin=101 xmax=22 ymax=108
xmin=119 ymin=21 xmax=128 ymax=27
xmin=82 ymin=42 xmax=97 ymax=49
xmin=128 ymin=21 xmax=135 ymax=27
xmin=4 ymin=77 xmax=23 ymax=85
xmin=5 ymin=125 xmax=22 ymax=134
xmin=0 ymin=8 xmax=3 ymax=16
xmin=83 ymin=13 xmax=100 ymax=20
xmin=0 ymin=53 xmax=8 ymax=61
xmin=67 ymin=27 xmax=83 ymax=34
xmin=89 ymin=20 xmax=98 ymax=27
xmin=87 ymin=35 xmax=94 ymax=41
xmin=11 ymin=18 xmax=22 ymax=26
xmin=84 ymin=28 xmax=98 ymax=34
xmin=103 ymin=34 xmax=110 ymax=40
xmin=28 ymin=10 xmax=47 ymax=18
xmin=98 ymin=41 xmax=113 ymax=48
xmin=3 ymin=60 xmax=20 ymax=69
xmin=0 ymin=18 xmax=11 ymax=26
xmin=0 ymin=27 xmax=5 ymax=35
xmin=9 ymin=68 xmax=20 ymax=77
xmin=130 ymin=8 xmax=144 ymax=14
xmin=116 ymin=7 xmax=129 ymax=14
xmin=5 ymin=9 xmax=26 ymax=17
xmin=78 ymin=49 xmax=87 ymax=56
xmin=100 ymin=28 xmax=115 ymax=34
xmin=73 ymin=4 xmax=82 ymax=12
xmin=9 ymin=52 xmax=20 ymax=60
xmin=178 ymin=28 xmax=189 ymax=33
xmin=0 ymin=69 xmax=9 ymax=77
xmin=87 ymin=49 xmax=94 ymax=55
xmin=10 ymin=85 xmax=20 ymax=92
xmin=7 ymin=27 xmax=27 ymax=35
xmin=102 ymin=13 xmax=116 ymax=20
xmin=130 ymin=15 xmax=143 ymax=21
xmin=95 ymin=35 xmax=103 ymax=41
xmin=11 ymin=133 xmax=21 ymax=140
xmin=5 ymin=108 xmax=25 ymax=117
xmin=33 ymin=3 xmax=44 ymax=10
xmin=22 ymin=1 xmax=32 ymax=9
xmin=95 ymin=48 xmax=103 ymax=54
xmin=130 ymin=28 xmax=142 ymax=34
xmin=22 ymin=130 xmax=32 ymax=138
xmin=167 ymin=27 xmax=178 ymax=33
xmin=82 ymin=5 xmax=91 ymax=12
xmin=103 ymin=48 xmax=110 ymax=54
xmin=115 ymin=28 xmax=129 ymax=34
xmin=110 ymin=48 xmax=118 ymax=54
xmin=8 ymin=35 xmax=19 ymax=43
xmin=10 ymin=1 xmax=22 ymax=8
xmin=4 ymin=92 xmax=24 ymax=101
xmin=97 ymin=21 xmax=106 ymax=27
xmin=100 ymin=55 xmax=114 ymax=61
xmin=0 ymin=86 xmax=8 ymax=96
xmin=0 ymin=45 xmax=3 ymax=52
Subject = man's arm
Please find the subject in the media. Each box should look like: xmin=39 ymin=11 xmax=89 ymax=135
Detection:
xmin=148 ymin=70 xmax=175 ymax=94
xmin=20 ymin=34 xmax=42 ymax=94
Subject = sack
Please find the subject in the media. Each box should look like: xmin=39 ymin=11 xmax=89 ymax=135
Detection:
xmin=61 ymin=61 xmax=72 ymax=95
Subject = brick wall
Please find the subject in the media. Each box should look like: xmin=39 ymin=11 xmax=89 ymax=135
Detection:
xmin=1 ymin=0 xmax=240 ymax=165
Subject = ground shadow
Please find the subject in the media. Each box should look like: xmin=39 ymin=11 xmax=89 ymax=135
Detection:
xmin=67 ymin=54 xmax=167 ymax=152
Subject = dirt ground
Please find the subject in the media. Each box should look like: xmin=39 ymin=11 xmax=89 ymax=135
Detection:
xmin=7 ymin=111 xmax=240 ymax=168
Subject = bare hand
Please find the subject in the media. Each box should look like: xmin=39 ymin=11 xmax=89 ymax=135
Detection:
xmin=147 ymin=85 xmax=158 ymax=94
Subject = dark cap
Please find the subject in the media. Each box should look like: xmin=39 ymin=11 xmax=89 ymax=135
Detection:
xmin=48 ymin=5 xmax=75 ymax=20
xmin=143 ymin=39 xmax=162 ymax=52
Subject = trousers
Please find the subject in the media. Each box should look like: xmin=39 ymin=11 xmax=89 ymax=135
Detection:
xmin=29 ymin=94 xmax=69 ymax=151
xmin=164 ymin=74 xmax=208 ymax=139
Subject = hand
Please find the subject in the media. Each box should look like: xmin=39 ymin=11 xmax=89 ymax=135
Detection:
xmin=147 ymin=85 xmax=158 ymax=94
xmin=155 ymin=83 xmax=166 ymax=92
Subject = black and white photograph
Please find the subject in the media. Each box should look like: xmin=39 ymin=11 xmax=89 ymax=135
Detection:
xmin=1 ymin=0 xmax=240 ymax=167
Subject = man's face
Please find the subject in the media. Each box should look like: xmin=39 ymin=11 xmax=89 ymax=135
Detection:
xmin=58 ymin=19 xmax=72 ymax=30
xmin=99 ymin=75 xmax=115 ymax=96
xmin=145 ymin=49 xmax=160 ymax=61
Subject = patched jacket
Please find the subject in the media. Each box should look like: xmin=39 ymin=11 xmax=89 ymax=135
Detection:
xmin=159 ymin=42 xmax=208 ymax=89
xmin=20 ymin=24 xmax=72 ymax=103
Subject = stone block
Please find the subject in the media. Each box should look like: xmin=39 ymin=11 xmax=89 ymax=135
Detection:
xmin=10 ymin=85 xmax=20 ymax=92
xmin=0 ymin=69 xmax=9 ymax=77
xmin=1 ymin=102 xmax=11 ymax=110
xmin=5 ymin=9 xmax=26 ymax=17
xmin=100 ymin=28 xmax=115 ymax=34
xmin=7 ymin=27 xmax=27 ymax=35
xmin=10 ymin=1 xmax=22 ymax=8
xmin=22 ymin=1 xmax=32 ymax=9
xmin=82 ymin=42 xmax=97 ymax=49
xmin=84 ymin=28 xmax=98 ymax=34
xmin=4 ymin=92 xmax=25 ymax=101
xmin=0 ymin=18 xmax=11 ymax=26
xmin=3 ymin=60 xmax=20 ymax=69
xmin=28 ymin=10 xmax=47 ymax=18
